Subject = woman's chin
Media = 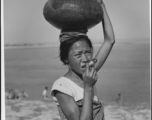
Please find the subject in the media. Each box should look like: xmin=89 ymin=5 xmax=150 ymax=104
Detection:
xmin=80 ymin=69 xmax=86 ymax=74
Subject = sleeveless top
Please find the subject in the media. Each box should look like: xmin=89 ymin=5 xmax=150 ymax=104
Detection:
xmin=51 ymin=77 xmax=104 ymax=120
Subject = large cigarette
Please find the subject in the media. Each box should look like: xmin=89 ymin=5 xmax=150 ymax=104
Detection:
xmin=89 ymin=59 xmax=97 ymax=66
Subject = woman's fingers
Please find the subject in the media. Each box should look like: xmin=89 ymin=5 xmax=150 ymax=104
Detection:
xmin=86 ymin=59 xmax=98 ymax=78
xmin=93 ymin=70 xmax=97 ymax=80
xmin=89 ymin=65 xmax=98 ymax=82
xmin=83 ymin=64 xmax=98 ymax=88
xmin=85 ymin=62 xmax=89 ymax=75
xmin=83 ymin=60 xmax=97 ymax=80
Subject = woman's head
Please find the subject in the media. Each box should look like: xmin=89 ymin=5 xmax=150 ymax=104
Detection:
xmin=60 ymin=35 xmax=93 ymax=64
xmin=59 ymin=35 xmax=93 ymax=75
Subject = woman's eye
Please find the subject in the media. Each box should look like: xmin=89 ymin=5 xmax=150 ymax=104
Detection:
xmin=75 ymin=54 xmax=81 ymax=57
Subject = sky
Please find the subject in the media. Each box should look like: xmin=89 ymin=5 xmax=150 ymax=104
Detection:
xmin=3 ymin=0 xmax=150 ymax=45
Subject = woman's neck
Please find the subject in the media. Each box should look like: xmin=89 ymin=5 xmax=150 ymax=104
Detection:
xmin=64 ymin=69 xmax=84 ymax=88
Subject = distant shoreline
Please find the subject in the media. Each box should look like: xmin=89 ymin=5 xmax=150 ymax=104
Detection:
xmin=4 ymin=44 xmax=59 ymax=49
xmin=4 ymin=37 xmax=150 ymax=49
xmin=4 ymin=41 xmax=150 ymax=49
xmin=4 ymin=43 xmax=101 ymax=49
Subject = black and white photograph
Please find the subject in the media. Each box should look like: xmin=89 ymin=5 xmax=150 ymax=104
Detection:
xmin=2 ymin=0 xmax=151 ymax=120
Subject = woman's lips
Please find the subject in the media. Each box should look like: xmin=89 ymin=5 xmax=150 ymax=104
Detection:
xmin=81 ymin=65 xmax=86 ymax=68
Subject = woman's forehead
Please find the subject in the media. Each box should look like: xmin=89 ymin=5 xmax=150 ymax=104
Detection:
xmin=71 ymin=40 xmax=91 ymax=50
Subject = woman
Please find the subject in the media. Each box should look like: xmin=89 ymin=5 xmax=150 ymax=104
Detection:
xmin=51 ymin=1 xmax=115 ymax=120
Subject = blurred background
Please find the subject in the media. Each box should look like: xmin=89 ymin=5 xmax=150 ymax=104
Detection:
xmin=3 ymin=0 xmax=150 ymax=105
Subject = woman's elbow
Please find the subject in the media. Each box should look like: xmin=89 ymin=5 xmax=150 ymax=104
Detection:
xmin=105 ymin=36 xmax=115 ymax=45
xmin=109 ymin=38 xmax=115 ymax=45
xmin=111 ymin=39 xmax=115 ymax=45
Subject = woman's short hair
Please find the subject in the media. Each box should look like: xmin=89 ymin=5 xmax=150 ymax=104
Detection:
xmin=59 ymin=35 xmax=93 ymax=65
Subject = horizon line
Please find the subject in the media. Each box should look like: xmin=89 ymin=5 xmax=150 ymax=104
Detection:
xmin=4 ymin=41 xmax=150 ymax=49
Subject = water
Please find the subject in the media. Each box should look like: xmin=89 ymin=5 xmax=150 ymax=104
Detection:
xmin=4 ymin=42 xmax=150 ymax=105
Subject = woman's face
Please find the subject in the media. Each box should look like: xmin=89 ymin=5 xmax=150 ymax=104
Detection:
xmin=67 ymin=40 xmax=93 ymax=75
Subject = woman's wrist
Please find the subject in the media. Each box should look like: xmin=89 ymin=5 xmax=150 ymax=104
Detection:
xmin=84 ymin=87 xmax=93 ymax=92
xmin=84 ymin=87 xmax=93 ymax=100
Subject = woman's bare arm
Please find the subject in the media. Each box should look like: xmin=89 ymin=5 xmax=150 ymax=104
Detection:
xmin=94 ymin=1 xmax=115 ymax=71
xmin=55 ymin=91 xmax=81 ymax=120
xmin=55 ymin=88 xmax=93 ymax=120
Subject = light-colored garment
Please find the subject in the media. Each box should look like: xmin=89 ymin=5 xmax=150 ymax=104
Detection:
xmin=42 ymin=89 xmax=48 ymax=99
xmin=42 ymin=90 xmax=47 ymax=96
xmin=51 ymin=77 xmax=104 ymax=120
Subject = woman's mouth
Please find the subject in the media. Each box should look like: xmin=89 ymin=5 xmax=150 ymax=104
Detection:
xmin=81 ymin=65 xmax=86 ymax=69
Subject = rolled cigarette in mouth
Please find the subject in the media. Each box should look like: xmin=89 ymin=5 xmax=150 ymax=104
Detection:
xmin=89 ymin=59 xmax=97 ymax=66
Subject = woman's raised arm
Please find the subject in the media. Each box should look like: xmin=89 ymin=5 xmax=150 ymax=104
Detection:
xmin=94 ymin=1 xmax=115 ymax=71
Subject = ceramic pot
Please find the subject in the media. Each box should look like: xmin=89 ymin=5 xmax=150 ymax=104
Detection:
xmin=43 ymin=0 xmax=103 ymax=30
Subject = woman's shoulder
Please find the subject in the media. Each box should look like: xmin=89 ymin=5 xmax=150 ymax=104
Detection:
xmin=51 ymin=76 xmax=83 ymax=95
xmin=51 ymin=76 xmax=84 ymax=102
xmin=53 ymin=76 xmax=82 ymax=87
xmin=51 ymin=77 xmax=75 ymax=101
xmin=52 ymin=76 xmax=72 ymax=86
xmin=51 ymin=76 xmax=77 ymax=93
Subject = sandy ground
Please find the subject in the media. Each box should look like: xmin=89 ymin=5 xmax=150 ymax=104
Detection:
xmin=5 ymin=99 xmax=150 ymax=120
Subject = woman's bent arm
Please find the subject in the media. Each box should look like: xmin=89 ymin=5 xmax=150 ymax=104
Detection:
xmin=55 ymin=64 xmax=97 ymax=120
xmin=94 ymin=2 xmax=115 ymax=71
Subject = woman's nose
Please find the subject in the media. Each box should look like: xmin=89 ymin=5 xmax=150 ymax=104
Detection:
xmin=82 ymin=54 xmax=89 ymax=62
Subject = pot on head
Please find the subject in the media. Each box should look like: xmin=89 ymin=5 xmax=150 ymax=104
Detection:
xmin=43 ymin=0 xmax=103 ymax=30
